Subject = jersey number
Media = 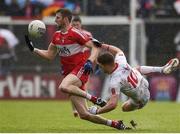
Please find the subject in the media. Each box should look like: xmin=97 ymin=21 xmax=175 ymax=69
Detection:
xmin=127 ymin=71 xmax=138 ymax=88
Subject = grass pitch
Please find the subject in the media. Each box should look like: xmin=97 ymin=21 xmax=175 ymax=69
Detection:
xmin=0 ymin=100 xmax=180 ymax=133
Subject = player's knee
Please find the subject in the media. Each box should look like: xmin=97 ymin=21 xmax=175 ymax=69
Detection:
xmin=122 ymin=106 xmax=127 ymax=112
xmin=79 ymin=112 xmax=90 ymax=120
xmin=59 ymin=85 xmax=69 ymax=93
xmin=121 ymin=104 xmax=137 ymax=112
xmin=121 ymin=103 xmax=130 ymax=112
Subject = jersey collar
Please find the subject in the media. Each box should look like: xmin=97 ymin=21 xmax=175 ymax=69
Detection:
xmin=61 ymin=26 xmax=73 ymax=34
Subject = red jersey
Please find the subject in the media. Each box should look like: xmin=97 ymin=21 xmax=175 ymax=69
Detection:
xmin=51 ymin=26 xmax=90 ymax=75
xmin=81 ymin=29 xmax=92 ymax=59
xmin=81 ymin=29 xmax=92 ymax=38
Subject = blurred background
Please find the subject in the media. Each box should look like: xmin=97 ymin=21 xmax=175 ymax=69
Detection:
xmin=0 ymin=0 xmax=179 ymax=102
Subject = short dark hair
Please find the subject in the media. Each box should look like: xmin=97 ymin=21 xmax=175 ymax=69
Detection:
xmin=72 ymin=16 xmax=82 ymax=23
xmin=56 ymin=8 xmax=72 ymax=22
xmin=97 ymin=52 xmax=114 ymax=65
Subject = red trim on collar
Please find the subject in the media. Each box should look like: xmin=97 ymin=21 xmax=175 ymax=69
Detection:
xmin=61 ymin=26 xmax=73 ymax=34
xmin=110 ymin=63 xmax=118 ymax=74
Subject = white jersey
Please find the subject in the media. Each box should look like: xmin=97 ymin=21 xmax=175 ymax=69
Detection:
xmin=108 ymin=53 xmax=147 ymax=101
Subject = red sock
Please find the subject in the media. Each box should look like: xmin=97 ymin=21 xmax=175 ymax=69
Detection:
xmin=111 ymin=120 xmax=118 ymax=128
xmin=90 ymin=96 xmax=97 ymax=103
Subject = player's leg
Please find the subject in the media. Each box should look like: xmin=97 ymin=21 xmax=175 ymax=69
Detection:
xmin=71 ymin=97 xmax=88 ymax=118
xmin=59 ymin=74 xmax=106 ymax=107
xmin=162 ymin=58 xmax=179 ymax=74
xmin=71 ymin=101 xmax=79 ymax=117
xmin=136 ymin=66 xmax=163 ymax=75
xmin=122 ymin=98 xmax=149 ymax=112
xmin=71 ymin=77 xmax=90 ymax=117
xmin=136 ymin=58 xmax=179 ymax=75
xmin=70 ymin=95 xmax=129 ymax=130
xmin=122 ymin=78 xmax=150 ymax=112
xmin=121 ymin=99 xmax=139 ymax=112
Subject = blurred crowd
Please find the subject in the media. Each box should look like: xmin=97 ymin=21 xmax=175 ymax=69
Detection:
xmin=138 ymin=0 xmax=180 ymax=18
xmin=0 ymin=0 xmax=180 ymax=18
xmin=0 ymin=0 xmax=81 ymax=18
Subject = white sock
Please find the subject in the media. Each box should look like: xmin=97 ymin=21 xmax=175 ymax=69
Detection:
xmin=138 ymin=66 xmax=163 ymax=75
xmin=106 ymin=120 xmax=112 ymax=126
xmin=86 ymin=93 xmax=92 ymax=100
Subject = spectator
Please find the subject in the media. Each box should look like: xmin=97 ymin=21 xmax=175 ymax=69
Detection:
xmin=0 ymin=28 xmax=19 ymax=74
xmin=22 ymin=0 xmax=45 ymax=18
xmin=174 ymin=31 xmax=180 ymax=61
xmin=6 ymin=0 xmax=23 ymax=16
xmin=174 ymin=0 xmax=180 ymax=15
xmin=174 ymin=31 xmax=180 ymax=102
xmin=0 ymin=0 xmax=8 ymax=15
xmin=42 ymin=0 xmax=81 ymax=17
xmin=138 ymin=0 xmax=155 ymax=18
xmin=88 ymin=0 xmax=112 ymax=16
xmin=111 ymin=0 xmax=129 ymax=15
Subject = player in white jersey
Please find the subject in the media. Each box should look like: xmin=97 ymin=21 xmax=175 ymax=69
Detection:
xmin=88 ymin=43 xmax=179 ymax=115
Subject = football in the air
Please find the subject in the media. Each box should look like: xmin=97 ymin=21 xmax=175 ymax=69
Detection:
xmin=28 ymin=20 xmax=46 ymax=37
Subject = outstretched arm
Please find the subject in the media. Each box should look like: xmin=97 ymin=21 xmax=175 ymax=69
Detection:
xmin=85 ymin=40 xmax=100 ymax=63
xmin=91 ymin=38 xmax=124 ymax=56
xmin=33 ymin=43 xmax=58 ymax=61
xmin=89 ymin=88 xmax=119 ymax=115
xmin=101 ymin=43 xmax=124 ymax=56
xmin=96 ymin=93 xmax=119 ymax=114
xmin=25 ymin=35 xmax=58 ymax=61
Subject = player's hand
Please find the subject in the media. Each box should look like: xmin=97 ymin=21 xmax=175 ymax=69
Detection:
xmin=83 ymin=60 xmax=93 ymax=74
xmin=91 ymin=38 xmax=102 ymax=47
xmin=24 ymin=35 xmax=34 ymax=52
xmin=88 ymin=106 xmax=98 ymax=114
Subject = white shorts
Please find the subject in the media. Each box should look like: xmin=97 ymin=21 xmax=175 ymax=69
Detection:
xmin=128 ymin=78 xmax=150 ymax=109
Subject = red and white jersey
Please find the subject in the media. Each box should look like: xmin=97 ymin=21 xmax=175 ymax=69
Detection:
xmin=81 ymin=29 xmax=92 ymax=38
xmin=51 ymin=26 xmax=90 ymax=75
xmin=108 ymin=53 xmax=143 ymax=99
xmin=81 ymin=29 xmax=92 ymax=59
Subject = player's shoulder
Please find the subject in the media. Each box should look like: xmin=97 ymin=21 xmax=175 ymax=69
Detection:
xmin=115 ymin=52 xmax=125 ymax=58
xmin=70 ymin=27 xmax=85 ymax=35
xmin=53 ymin=30 xmax=61 ymax=36
xmin=81 ymin=29 xmax=92 ymax=37
xmin=70 ymin=27 xmax=88 ymax=39
xmin=70 ymin=27 xmax=82 ymax=34
xmin=51 ymin=31 xmax=62 ymax=43
xmin=54 ymin=30 xmax=61 ymax=33
xmin=115 ymin=52 xmax=126 ymax=61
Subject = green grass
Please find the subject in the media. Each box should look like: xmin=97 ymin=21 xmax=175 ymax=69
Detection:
xmin=0 ymin=100 xmax=180 ymax=133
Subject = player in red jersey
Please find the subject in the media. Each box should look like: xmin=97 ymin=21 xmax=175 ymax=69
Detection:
xmin=72 ymin=16 xmax=92 ymax=37
xmin=24 ymin=8 xmax=131 ymax=130
xmin=72 ymin=15 xmax=92 ymax=59
xmin=71 ymin=15 xmax=92 ymax=117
